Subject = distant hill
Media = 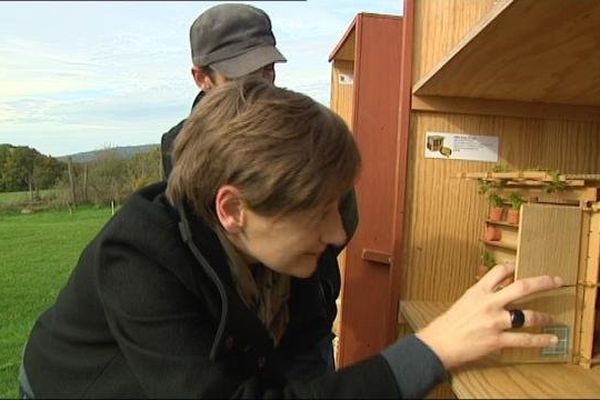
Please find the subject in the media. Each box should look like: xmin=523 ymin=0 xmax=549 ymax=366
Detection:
xmin=57 ymin=144 xmax=159 ymax=163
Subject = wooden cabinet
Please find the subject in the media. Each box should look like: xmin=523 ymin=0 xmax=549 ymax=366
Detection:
xmin=396 ymin=0 xmax=600 ymax=396
xmin=330 ymin=1 xmax=600 ymax=396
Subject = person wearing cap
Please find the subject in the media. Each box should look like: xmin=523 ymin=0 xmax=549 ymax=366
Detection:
xmin=160 ymin=3 xmax=287 ymax=177
xmin=159 ymin=2 xmax=357 ymax=381
xmin=19 ymin=78 xmax=563 ymax=398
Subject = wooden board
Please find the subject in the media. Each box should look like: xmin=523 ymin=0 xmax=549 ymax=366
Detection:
xmin=412 ymin=0 xmax=498 ymax=84
xmin=413 ymin=0 xmax=600 ymax=107
xmin=329 ymin=60 xmax=354 ymax=129
xmin=516 ymin=204 xmax=582 ymax=284
xmin=412 ymin=95 xmax=600 ymax=124
xmin=451 ymin=360 xmax=600 ymax=399
xmin=579 ymin=210 xmax=600 ymax=367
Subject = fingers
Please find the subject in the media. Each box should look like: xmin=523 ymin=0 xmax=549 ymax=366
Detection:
xmin=494 ymin=275 xmax=564 ymax=306
xmin=504 ymin=309 xmax=555 ymax=330
xmin=478 ymin=262 xmax=515 ymax=292
xmin=499 ymin=331 xmax=559 ymax=348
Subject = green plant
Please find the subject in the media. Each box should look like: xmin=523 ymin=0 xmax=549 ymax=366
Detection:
xmin=509 ymin=192 xmax=525 ymax=210
xmin=477 ymin=178 xmax=494 ymax=194
xmin=525 ymin=165 xmax=546 ymax=171
xmin=545 ymin=170 xmax=567 ymax=193
xmin=491 ymin=163 xmax=510 ymax=173
xmin=482 ymin=251 xmax=496 ymax=269
xmin=488 ymin=192 xmax=504 ymax=208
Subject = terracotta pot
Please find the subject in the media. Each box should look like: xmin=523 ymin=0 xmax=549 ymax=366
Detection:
xmin=489 ymin=207 xmax=504 ymax=221
xmin=485 ymin=226 xmax=501 ymax=241
xmin=507 ymin=209 xmax=520 ymax=225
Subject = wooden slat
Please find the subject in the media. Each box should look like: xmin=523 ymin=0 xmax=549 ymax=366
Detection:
xmin=483 ymin=239 xmax=517 ymax=252
xmin=458 ymin=171 xmax=600 ymax=182
xmin=579 ymin=210 xmax=600 ymax=367
xmin=412 ymin=94 xmax=600 ymax=123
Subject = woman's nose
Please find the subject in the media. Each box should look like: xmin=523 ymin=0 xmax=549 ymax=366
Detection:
xmin=321 ymin=210 xmax=347 ymax=247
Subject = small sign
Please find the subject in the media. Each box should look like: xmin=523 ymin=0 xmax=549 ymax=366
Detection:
xmin=424 ymin=132 xmax=498 ymax=162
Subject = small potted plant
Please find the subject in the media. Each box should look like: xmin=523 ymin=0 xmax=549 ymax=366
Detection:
xmin=485 ymin=225 xmax=501 ymax=241
xmin=477 ymin=251 xmax=496 ymax=280
xmin=545 ymin=170 xmax=567 ymax=194
xmin=507 ymin=192 xmax=524 ymax=225
xmin=477 ymin=178 xmax=494 ymax=195
xmin=487 ymin=192 xmax=504 ymax=221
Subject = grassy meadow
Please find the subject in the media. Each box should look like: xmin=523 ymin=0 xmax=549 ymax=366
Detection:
xmin=0 ymin=199 xmax=112 ymax=398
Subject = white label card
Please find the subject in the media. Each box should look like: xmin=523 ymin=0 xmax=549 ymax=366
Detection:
xmin=424 ymin=132 xmax=499 ymax=162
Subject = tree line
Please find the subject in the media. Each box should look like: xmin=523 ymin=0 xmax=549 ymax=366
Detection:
xmin=0 ymin=144 xmax=64 ymax=193
xmin=0 ymin=144 xmax=162 ymax=208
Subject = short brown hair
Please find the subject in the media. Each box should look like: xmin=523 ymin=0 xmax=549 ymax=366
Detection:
xmin=167 ymin=78 xmax=361 ymax=225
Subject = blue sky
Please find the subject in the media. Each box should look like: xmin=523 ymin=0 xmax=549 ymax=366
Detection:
xmin=0 ymin=1 xmax=403 ymax=157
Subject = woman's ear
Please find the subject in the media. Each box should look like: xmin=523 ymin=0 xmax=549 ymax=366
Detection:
xmin=215 ymin=185 xmax=245 ymax=233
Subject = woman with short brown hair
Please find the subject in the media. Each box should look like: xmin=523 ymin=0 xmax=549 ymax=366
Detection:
xmin=20 ymin=78 xmax=563 ymax=398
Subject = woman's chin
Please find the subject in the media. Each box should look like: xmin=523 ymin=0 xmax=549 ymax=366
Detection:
xmin=293 ymin=258 xmax=319 ymax=278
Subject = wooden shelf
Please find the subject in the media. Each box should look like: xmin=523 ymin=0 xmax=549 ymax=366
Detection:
xmin=482 ymin=239 xmax=517 ymax=251
xmin=412 ymin=0 xmax=600 ymax=108
xmin=486 ymin=219 xmax=519 ymax=228
xmin=399 ymin=300 xmax=600 ymax=398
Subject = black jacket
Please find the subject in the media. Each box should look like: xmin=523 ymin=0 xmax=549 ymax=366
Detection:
xmin=23 ymin=183 xmax=410 ymax=398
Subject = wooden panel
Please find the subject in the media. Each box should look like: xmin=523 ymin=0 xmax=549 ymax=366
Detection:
xmin=412 ymin=0 xmax=498 ymax=84
xmin=414 ymin=0 xmax=600 ymax=107
xmin=330 ymin=60 xmax=354 ymax=129
xmin=401 ymin=112 xmax=600 ymax=303
xmin=451 ymin=360 xmax=600 ymax=399
xmin=339 ymin=13 xmax=403 ymax=367
xmin=329 ymin=23 xmax=356 ymax=62
xmin=330 ymin=58 xmax=354 ymax=368
xmin=400 ymin=301 xmax=449 ymax=330
xmin=426 ymin=383 xmax=456 ymax=399
xmin=516 ymin=204 xmax=582 ymax=284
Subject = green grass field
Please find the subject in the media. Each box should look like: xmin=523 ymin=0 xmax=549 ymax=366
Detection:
xmin=0 ymin=205 xmax=112 ymax=398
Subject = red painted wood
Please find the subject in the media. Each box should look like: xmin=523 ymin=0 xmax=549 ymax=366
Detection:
xmin=338 ymin=13 xmax=405 ymax=367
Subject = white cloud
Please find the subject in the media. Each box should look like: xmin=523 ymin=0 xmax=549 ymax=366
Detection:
xmin=0 ymin=0 xmax=402 ymax=156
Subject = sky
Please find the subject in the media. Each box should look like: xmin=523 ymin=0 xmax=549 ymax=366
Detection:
xmin=0 ymin=0 xmax=403 ymax=157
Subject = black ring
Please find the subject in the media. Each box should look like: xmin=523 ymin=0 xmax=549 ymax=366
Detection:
xmin=509 ymin=309 xmax=525 ymax=328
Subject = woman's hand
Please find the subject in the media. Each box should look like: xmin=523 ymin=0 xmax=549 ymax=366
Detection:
xmin=416 ymin=263 xmax=563 ymax=370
